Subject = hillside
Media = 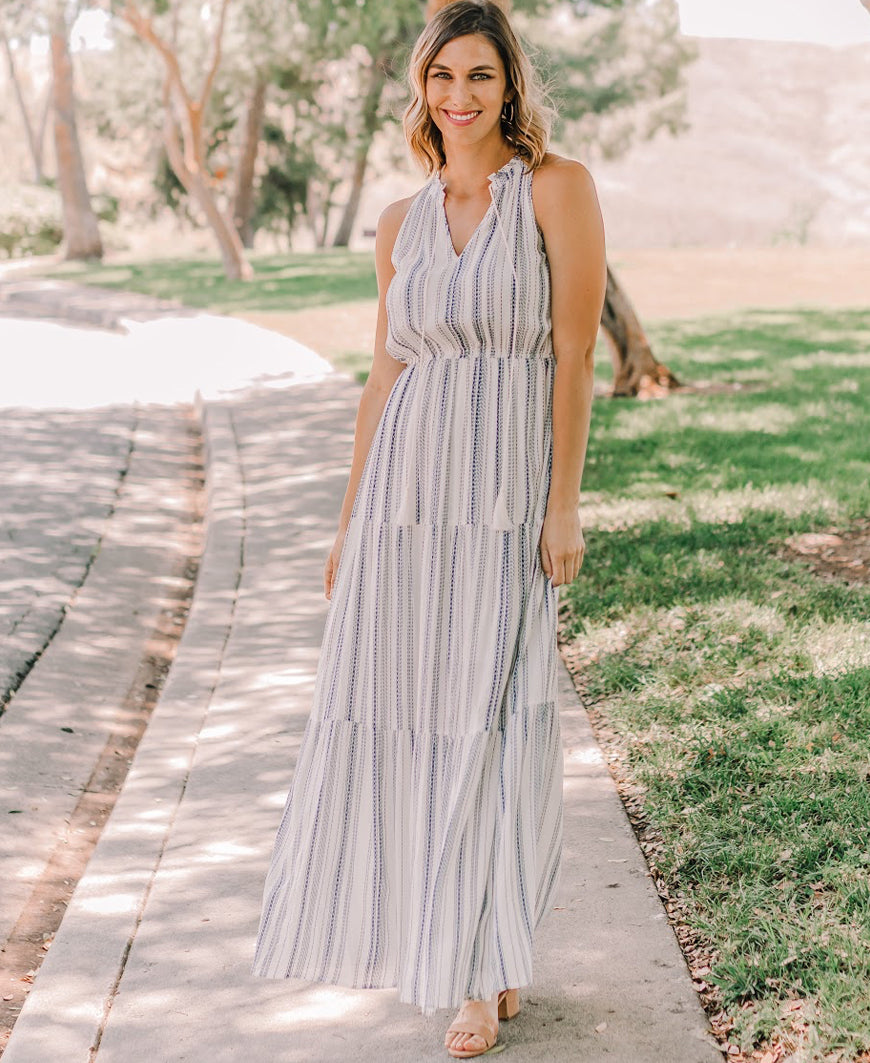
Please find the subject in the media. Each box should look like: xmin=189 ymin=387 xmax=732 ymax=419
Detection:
xmin=360 ymin=36 xmax=870 ymax=251
xmin=588 ymin=36 xmax=870 ymax=248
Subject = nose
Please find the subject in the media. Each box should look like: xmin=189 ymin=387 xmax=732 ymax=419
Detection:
xmin=447 ymin=84 xmax=474 ymax=108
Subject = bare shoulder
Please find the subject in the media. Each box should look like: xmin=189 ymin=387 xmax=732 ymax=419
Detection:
xmin=376 ymin=195 xmax=416 ymax=251
xmin=531 ymin=151 xmax=597 ymax=189
xmin=378 ymin=194 xmax=415 ymax=231
xmin=530 ymin=152 xmax=600 ymax=227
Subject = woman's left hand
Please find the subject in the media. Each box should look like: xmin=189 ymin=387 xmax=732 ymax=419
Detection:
xmin=539 ymin=503 xmax=585 ymax=587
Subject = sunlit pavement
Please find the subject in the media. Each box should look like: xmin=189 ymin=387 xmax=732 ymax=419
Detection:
xmin=0 ymin=402 xmax=136 ymax=712
xmin=0 ymin=281 xmax=722 ymax=1062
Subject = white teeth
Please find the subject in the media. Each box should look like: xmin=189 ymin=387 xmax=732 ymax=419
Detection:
xmin=446 ymin=111 xmax=480 ymax=122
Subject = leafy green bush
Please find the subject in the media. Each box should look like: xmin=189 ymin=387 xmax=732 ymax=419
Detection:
xmin=0 ymin=184 xmax=64 ymax=259
xmin=92 ymin=192 xmax=119 ymax=225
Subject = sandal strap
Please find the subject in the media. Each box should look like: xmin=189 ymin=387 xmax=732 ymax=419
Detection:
xmin=445 ymin=1015 xmax=497 ymax=1043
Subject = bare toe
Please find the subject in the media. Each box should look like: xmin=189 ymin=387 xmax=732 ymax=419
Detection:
xmin=446 ymin=1029 xmax=487 ymax=1053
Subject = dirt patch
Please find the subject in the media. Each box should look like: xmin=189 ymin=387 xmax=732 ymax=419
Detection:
xmin=237 ymin=247 xmax=870 ymax=368
xmin=605 ymin=247 xmax=870 ymax=323
xmin=780 ymin=519 xmax=870 ymax=586
xmin=239 ymin=302 xmax=377 ymax=366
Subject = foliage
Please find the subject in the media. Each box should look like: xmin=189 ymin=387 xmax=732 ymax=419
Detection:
xmin=521 ymin=0 xmax=698 ymax=159
xmin=250 ymin=121 xmax=318 ymax=246
xmin=0 ymin=182 xmax=63 ymax=258
xmin=70 ymin=0 xmax=696 ymax=245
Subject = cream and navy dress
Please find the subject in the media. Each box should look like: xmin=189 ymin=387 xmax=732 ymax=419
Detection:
xmin=252 ymin=153 xmax=563 ymax=1017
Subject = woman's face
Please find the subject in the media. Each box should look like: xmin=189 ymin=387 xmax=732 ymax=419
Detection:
xmin=425 ymin=33 xmax=511 ymax=149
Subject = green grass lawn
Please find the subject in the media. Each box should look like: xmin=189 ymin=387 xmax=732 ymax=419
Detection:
xmin=43 ymin=249 xmax=378 ymax=313
xmin=562 ymin=306 xmax=870 ymax=1060
xmin=35 ymin=252 xmax=870 ymax=1058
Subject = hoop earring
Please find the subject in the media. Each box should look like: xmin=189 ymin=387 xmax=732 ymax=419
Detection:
xmin=501 ymin=99 xmax=514 ymax=126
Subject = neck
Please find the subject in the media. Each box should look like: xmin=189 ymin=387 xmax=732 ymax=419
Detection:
xmin=438 ymin=138 xmax=515 ymax=195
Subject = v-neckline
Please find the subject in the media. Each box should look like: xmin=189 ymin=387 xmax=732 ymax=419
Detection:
xmin=435 ymin=155 xmax=519 ymax=261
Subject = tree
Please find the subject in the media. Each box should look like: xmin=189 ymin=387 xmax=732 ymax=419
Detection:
xmin=231 ymin=72 xmax=266 ymax=247
xmin=242 ymin=44 xmax=382 ymax=250
xmin=223 ymin=0 xmax=302 ymax=248
xmin=50 ymin=1 xmax=103 ymax=259
xmin=116 ymin=0 xmax=253 ymax=280
xmin=330 ymin=47 xmax=392 ymax=247
xmin=0 ymin=23 xmax=51 ymax=184
xmin=601 ymin=264 xmax=679 ymax=396
xmin=223 ymin=0 xmax=318 ymax=249
xmin=322 ymin=0 xmax=425 ymax=247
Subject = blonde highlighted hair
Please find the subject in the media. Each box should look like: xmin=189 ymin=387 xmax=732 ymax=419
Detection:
xmin=403 ymin=0 xmax=555 ymax=176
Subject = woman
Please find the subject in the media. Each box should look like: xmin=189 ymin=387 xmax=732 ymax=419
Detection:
xmin=251 ymin=1 xmax=606 ymax=1057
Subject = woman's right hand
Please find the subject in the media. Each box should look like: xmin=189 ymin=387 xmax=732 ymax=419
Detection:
xmin=324 ymin=525 xmax=348 ymax=600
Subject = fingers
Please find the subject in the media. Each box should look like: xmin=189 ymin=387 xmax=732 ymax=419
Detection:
xmin=540 ymin=523 xmax=586 ymax=588
xmin=540 ymin=542 xmax=552 ymax=582
xmin=544 ymin=549 xmax=585 ymax=588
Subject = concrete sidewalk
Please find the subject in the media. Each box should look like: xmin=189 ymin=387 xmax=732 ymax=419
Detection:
xmin=1 ymin=284 xmax=723 ymax=1062
xmin=0 ymin=402 xmax=198 ymax=959
xmin=0 ymin=403 xmax=137 ymax=711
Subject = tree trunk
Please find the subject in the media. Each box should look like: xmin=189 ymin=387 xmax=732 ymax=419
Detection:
xmin=36 ymin=87 xmax=52 ymax=178
xmin=2 ymin=29 xmax=45 ymax=184
xmin=121 ymin=0 xmax=252 ymax=280
xmin=231 ymin=74 xmax=266 ymax=249
xmin=600 ymin=263 xmax=680 ymax=397
xmin=305 ymin=183 xmax=323 ymax=247
xmin=331 ymin=53 xmax=388 ymax=248
xmin=331 ymin=141 xmax=369 ymax=249
xmin=50 ymin=18 xmax=102 ymax=259
xmin=307 ymin=179 xmax=339 ymax=249
xmin=163 ymin=104 xmax=253 ymax=281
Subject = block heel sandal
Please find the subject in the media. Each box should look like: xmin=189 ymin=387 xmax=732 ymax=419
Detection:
xmin=445 ymin=989 xmax=521 ymax=1058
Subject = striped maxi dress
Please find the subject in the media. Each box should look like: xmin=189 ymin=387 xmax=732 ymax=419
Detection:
xmin=251 ymin=152 xmax=563 ymax=1017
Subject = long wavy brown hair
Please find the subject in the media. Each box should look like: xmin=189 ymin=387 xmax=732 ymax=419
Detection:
xmin=403 ymin=0 xmax=555 ymax=176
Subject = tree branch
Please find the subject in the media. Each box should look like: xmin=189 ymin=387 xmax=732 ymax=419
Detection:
xmin=199 ymin=0 xmax=231 ymax=112
xmin=1 ymin=27 xmax=42 ymax=181
xmin=161 ymin=74 xmax=192 ymax=193
xmin=120 ymin=0 xmax=191 ymax=111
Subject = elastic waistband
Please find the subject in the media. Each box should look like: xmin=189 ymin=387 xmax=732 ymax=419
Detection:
xmin=410 ymin=349 xmax=555 ymax=365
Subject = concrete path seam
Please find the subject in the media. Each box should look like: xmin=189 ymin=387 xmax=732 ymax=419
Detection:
xmin=0 ymin=409 xmax=138 ymax=716
xmin=1 ymin=397 xmax=246 ymax=1063
xmin=0 ymin=405 xmax=189 ymax=949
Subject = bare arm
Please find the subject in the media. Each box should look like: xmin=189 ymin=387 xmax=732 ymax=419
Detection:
xmin=325 ymin=196 xmax=410 ymax=597
xmin=533 ymin=157 xmax=607 ymax=585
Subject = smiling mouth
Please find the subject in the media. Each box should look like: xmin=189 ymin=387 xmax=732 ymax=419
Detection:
xmin=444 ymin=110 xmax=481 ymax=124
